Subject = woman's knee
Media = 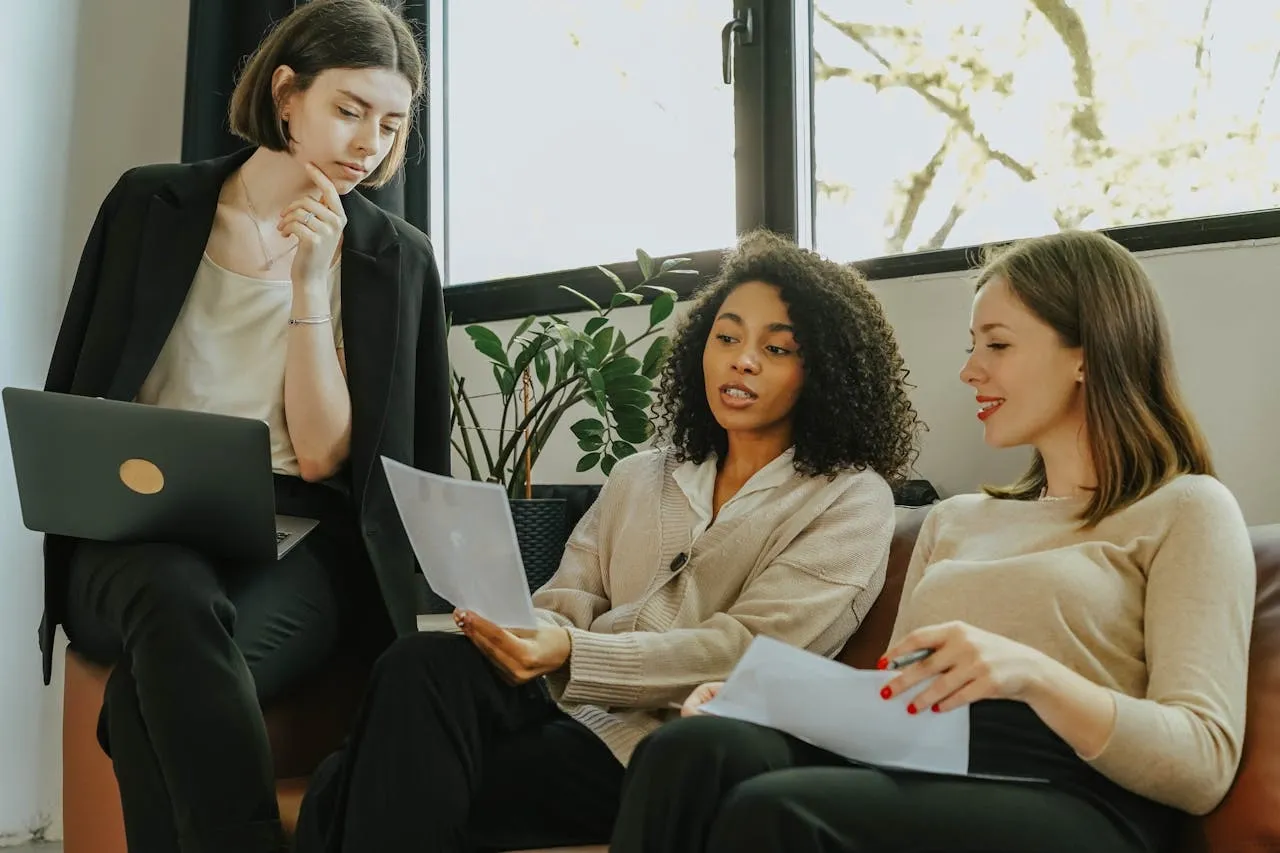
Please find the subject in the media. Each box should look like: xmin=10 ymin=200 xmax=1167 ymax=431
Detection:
xmin=73 ymin=542 xmax=232 ymax=636
xmin=631 ymin=716 xmax=786 ymax=785
xmin=370 ymin=631 xmax=484 ymax=685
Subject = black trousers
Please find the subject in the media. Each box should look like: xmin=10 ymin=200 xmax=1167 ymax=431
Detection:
xmin=63 ymin=475 xmax=373 ymax=853
xmin=612 ymin=708 xmax=1177 ymax=853
xmin=295 ymin=632 xmax=626 ymax=853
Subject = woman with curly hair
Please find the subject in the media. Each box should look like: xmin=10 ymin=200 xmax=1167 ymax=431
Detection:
xmin=295 ymin=229 xmax=922 ymax=853
xmin=610 ymin=230 xmax=1254 ymax=853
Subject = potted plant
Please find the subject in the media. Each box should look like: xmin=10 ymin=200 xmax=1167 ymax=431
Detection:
xmin=450 ymin=249 xmax=695 ymax=589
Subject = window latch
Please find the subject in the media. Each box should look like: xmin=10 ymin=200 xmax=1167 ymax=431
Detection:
xmin=721 ymin=7 xmax=756 ymax=85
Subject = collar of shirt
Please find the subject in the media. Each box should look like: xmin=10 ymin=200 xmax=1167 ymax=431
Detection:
xmin=672 ymin=447 xmax=797 ymax=544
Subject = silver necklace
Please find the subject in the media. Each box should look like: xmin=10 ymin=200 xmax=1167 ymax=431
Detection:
xmin=238 ymin=170 xmax=297 ymax=271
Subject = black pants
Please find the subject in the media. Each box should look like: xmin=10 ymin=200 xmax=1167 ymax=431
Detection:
xmin=295 ymin=632 xmax=625 ymax=853
xmin=63 ymin=475 xmax=370 ymax=853
xmin=612 ymin=708 xmax=1176 ymax=853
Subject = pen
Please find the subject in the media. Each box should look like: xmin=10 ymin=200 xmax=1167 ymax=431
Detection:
xmin=886 ymin=648 xmax=934 ymax=670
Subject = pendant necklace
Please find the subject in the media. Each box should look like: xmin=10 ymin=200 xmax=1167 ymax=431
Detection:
xmin=238 ymin=170 xmax=297 ymax=271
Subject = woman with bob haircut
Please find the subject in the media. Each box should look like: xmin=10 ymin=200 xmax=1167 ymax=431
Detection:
xmin=295 ymin=229 xmax=923 ymax=852
xmin=40 ymin=2 xmax=447 ymax=851
xmin=611 ymin=229 xmax=1255 ymax=853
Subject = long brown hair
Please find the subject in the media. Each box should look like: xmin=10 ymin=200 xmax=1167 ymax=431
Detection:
xmin=978 ymin=230 xmax=1214 ymax=526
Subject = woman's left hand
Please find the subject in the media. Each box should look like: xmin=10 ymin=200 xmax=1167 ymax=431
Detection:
xmin=881 ymin=621 xmax=1051 ymax=714
xmin=280 ymin=162 xmax=346 ymax=285
xmin=455 ymin=609 xmax=572 ymax=685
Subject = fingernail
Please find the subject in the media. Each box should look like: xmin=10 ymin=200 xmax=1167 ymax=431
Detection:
xmin=931 ymin=704 xmax=941 ymax=713
xmin=907 ymin=703 xmax=918 ymax=715
xmin=879 ymin=686 xmax=892 ymax=700
xmin=875 ymin=657 xmax=887 ymax=670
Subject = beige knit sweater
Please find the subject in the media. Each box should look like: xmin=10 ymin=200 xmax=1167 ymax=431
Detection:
xmin=889 ymin=475 xmax=1256 ymax=815
xmin=534 ymin=446 xmax=896 ymax=764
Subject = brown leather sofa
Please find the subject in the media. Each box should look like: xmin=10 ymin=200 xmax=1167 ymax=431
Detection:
xmin=61 ymin=508 xmax=1280 ymax=853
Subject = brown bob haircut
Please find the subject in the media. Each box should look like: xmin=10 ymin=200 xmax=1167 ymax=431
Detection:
xmin=977 ymin=229 xmax=1214 ymax=527
xmin=228 ymin=0 xmax=424 ymax=188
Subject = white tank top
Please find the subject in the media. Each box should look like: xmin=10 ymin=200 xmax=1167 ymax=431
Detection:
xmin=136 ymin=253 xmax=344 ymax=476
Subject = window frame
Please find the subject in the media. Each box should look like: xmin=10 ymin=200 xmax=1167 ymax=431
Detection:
xmin=434 ymin=0 xmax=1280 ymax=326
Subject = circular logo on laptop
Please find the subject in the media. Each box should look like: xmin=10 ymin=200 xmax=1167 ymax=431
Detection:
xmin=119 ymin=458 xmax=164 ymax=495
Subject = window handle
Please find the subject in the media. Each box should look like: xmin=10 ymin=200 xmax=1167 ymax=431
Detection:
xmin=721 ymin=7 xmax=756 ymax=85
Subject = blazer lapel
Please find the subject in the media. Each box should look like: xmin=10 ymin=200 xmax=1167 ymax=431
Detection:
xmin=108 ymin=151 xmax=251 ymax=401
xmin=338 ymin=191 xmax=402 ymax=505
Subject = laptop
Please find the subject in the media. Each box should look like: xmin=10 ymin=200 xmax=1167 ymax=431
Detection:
xmin=1 ymin=387 xmax=317 ymax=563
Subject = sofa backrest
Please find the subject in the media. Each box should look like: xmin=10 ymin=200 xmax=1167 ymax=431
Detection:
xmin=837 ymin=505 xmax=1280 ymax=852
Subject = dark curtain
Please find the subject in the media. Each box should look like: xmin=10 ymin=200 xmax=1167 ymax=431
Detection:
xmin=182 ymin=0 xmax=430 ymax=231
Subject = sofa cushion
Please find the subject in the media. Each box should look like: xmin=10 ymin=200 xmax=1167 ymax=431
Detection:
xmin=1179 ymin=523 xmax=1280 ymax=852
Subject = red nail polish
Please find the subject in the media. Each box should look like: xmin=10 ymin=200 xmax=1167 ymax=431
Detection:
xmin=932 ymin=704 xmax=941 ymax=713
xmin=875 ymin=657 xmax=888 ymax=670
xmin=880 ymin=686 xmax=892 ymax=700
xmin=907 ymin=703 xmax=918 ymax=715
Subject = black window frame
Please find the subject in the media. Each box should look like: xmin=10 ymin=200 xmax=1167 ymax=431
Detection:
xmin=438 ymin=0 xmax=1280 ymax=326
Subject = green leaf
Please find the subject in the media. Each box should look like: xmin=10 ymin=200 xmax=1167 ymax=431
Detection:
xmin=607 ymin=388 xmax=651 ymax=408
xmin=612 ymin=441 xmax=638 ymax=459
xmin=664 ymin=269 xmax=700 ymax=277
xmin=641 ymin=284 xmax=679 ymax=299
xmin=650 ymin=292 xmax=676 ymax=327
xmin=642 ymin=337 xmax=670 ymax=378
xmin=612 ymin=330 xmax=628 ymax=355
xmin=576 ymin=452 xmax=601 ymax=473
xmin=558 ymin=285 xmax=601 ymax=312
xmin=616 ymin=420 xmax=652 ymax=444
xmin=570 ymin=417 xmax=605 ymax=440
xmin=597 ymin=265 xmax=626 ymax=291
xmin=608 ymin=373 xmax=653 ymax=393
xmin=659 ymin=257 xmax=692 ymax=274
xmin=592 ymin=328 xmax=615 ymax=365
xmin=493 ymin=363 xmax=516 ymax=398
xmin=636 ymin=248 xmax=655 ymax=280
xmin=584 ymin=316 xmax=608 ymax=336
xmin=601 ymin=453 xmax=617 ymax=476
xmin=467 ymin=325 xmax=509 ymax=366
xmin=601 ymin=355 xmax=642 ymax=378
xmin=554 ymin=349 xmax=570 ymax=383
xmin=578 ymin=434 xmax=605 ymax=452
xmin=586 ymin=368 xmax=607 ymax=400
xmin=506 ymin=315 xmax=536 ymax=349
xmin=534 ymin=347 xmax=551 ymax=387
xmin=609 ymin=291 xmax=644 ymax=308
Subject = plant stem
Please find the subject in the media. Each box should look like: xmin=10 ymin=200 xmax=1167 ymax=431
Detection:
xmin=452 ymin=373 xmax=494 ymax=478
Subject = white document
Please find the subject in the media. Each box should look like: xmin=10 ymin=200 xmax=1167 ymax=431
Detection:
xmin=701 ymin=635 xmax=971 ymax=777
xmin=381 ymin=457 xmax=539 ymax=629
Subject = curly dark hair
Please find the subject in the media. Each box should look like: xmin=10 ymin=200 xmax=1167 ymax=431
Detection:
xmin=655 ymin=230 xmax=922 ymax=484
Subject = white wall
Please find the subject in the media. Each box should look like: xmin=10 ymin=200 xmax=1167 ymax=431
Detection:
xmin=0 ymin=1 xmax=83 ymax=843
xmin=0 ymin=0 xmax=188 ymax=843
xmin=450 ymin=237 xmax=1280 ymax=527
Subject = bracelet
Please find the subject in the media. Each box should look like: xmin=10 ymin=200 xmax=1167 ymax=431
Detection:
xmin=288 ymin=314 xmax=333 ymax=326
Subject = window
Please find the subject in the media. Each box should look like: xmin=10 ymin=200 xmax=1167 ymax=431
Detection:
xmin=808 ymin=1 xmax=1280 ymax=263
xmin=429 ymin=1 xmax=1280 ymax=321
xmin=432 ymin=0 xmax=738 ymax=286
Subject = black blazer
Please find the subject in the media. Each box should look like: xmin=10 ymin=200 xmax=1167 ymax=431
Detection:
xmin=37 ymin=147 xmax=451 ymax=684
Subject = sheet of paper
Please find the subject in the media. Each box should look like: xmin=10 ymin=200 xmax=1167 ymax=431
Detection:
xmin=381 ymin=457 xmax=538 ymax=629
xmin=701 ymin=635 xmax=971 ymax=777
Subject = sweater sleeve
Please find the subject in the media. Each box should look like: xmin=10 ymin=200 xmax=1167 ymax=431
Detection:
xmin=529 ymin=462 xmax=628 ymax=631
xmin=887 ymin=503 xmax=942 ymax=648
xmin=1086 ymin=476 xmax=1256 ymax=815
xmin=556 ymin=472 xmax=897 ymax=710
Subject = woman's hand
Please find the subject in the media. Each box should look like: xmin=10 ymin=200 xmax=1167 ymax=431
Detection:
xmin=880 ymin=621 xmax=1052 ymax=714
xmin=279 ymin=163 xmax=346 ymax=286
xmin=455 ymin=609 xmax=571 ymax=685
xmin=681 ymin=682 xmax=723 ymax=716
